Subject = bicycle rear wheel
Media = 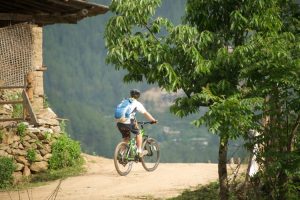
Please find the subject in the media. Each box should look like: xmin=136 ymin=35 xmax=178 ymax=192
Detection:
xmin=141 ymin=138 xmax=160 ymax=172
xmin=114 ymin=142 xmax=133 ymax=176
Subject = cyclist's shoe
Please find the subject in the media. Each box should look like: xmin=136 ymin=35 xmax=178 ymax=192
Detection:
xmin=138 ymin=150 xmax=148 ymax=158
xmin=134 ymin=155 xmax=140 ymax=162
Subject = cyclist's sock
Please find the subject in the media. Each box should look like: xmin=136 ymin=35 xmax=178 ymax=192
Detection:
xmin=137 ymin=148 xmax=142 ymax=154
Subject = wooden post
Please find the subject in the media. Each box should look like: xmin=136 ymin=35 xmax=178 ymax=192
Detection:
xmin=26 ymin=72 xmax=34 ymax=102
xmin=22 ymin=90 xmax=38 ymax=126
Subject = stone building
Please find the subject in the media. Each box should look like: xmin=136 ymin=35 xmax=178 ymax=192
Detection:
xmin=0 ymin=0 xmax=109 ymax=179
xmin=0 ymin=0 xmax=108 ymax=120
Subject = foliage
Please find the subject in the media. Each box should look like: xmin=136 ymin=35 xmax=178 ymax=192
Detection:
xmin=26 ymin=149 xmax=36 ymax=163
xmin=9 ymin=92 xmax=23 ymax=118
xmin=43 ymin=94 xmax=50 ymax=108
xmin=104 ymin=0 xmax=266 ymax=138
xmin=59 ymin=120 xmax=66 ymax=133
xmin=30 ymin=165 xmax=85 ymax=183
xmin=0 ymin=157 xmax=16 ymax=188
xmin=44 ymin=131 xmax=52 ymax=141
xmin=49 ymin=133 xmax=83 ymax=170
xmin=169 ymin=182 xmax=219 ymax=200
xmin=12 ymin=103 xmax=23 ymax=118
xmin=105 ymin=0 xmax=300 ymax=199
xmin=17 ymin=122 xmax=27 ymax=138
xmin=0 ymin=129 xmax=3 ymax=142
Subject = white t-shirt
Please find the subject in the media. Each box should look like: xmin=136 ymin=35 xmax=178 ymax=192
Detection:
xmin=123 ymin=98 xmax=146 ymax=124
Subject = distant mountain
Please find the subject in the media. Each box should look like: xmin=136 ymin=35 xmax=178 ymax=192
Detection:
xmin=43 ymin=0 xmax=245 ymax=163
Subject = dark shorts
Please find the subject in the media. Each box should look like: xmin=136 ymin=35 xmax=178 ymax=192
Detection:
xmin=117 ymin=121 xmax=140 ymax=138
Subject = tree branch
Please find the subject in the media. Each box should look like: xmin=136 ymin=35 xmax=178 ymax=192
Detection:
xmin=288 ymin=113 xmax=300 ymax=151
xmin=143 ymin=23 xmax=160 ymax=43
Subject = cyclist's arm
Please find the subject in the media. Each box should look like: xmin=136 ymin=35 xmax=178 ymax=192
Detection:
xmin=143 ymin=111 xmax=157 ymax=123
xmin=136 ymin=101 xmax=157 ymax=123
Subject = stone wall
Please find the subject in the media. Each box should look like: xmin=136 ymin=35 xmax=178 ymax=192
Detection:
xmin=0 ymin=108 xmax=62 ymax=183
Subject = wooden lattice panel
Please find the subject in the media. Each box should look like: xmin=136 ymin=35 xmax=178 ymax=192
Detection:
xmin=0 ymin=23 xmax=34 ymax=86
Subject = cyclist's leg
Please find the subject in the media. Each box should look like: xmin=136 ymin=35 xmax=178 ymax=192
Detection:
xmin=117 ymin=123 xmax=131 ymax=150
xmin=136 ymin=133 xmax=142 ymax=152
xmin=129 ymin=120 xmax=143 ymax=156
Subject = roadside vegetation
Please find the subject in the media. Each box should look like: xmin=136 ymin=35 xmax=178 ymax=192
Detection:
xmin=0 ymin=129 xmax=84 ymax=190
xmin=170 ymin=182 xmax=219 ymax=200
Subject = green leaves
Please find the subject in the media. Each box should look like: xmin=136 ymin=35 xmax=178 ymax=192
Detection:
xmin=105 ymin=0 xmax=300 ymax=198
xmin=0 ymin=157 xmax=15 ymax=188
xmin=110 ymin=0 xmax=161 ymax=24
xmin=191 ymin=88 xmax=263 ymax=139
xmin=49 ymin=134 xmax=82 ymax=170
xmin=105 ymin=0 xmax=300 ymax=144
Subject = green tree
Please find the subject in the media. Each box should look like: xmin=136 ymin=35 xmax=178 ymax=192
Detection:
xmin=105 ymin=0 xmax=299 ymax=199
xmin=234 ymin=25 xmax=300 ymax=200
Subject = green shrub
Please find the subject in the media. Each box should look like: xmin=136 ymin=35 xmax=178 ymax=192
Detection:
xmin=0 ymin=157 xmax=16 ymax=188
xmin=49 ymin=134 xmax=83 ymax=170
xmin=43 ymin=95 xmax=50 ymax=108
xmin=44 ymin=131 xmax=52 ymax=141
xmin=10 ymin=92 xmax=23 ymax=118
xmin=17 ymin=122 xmax=27 ymax=137
xmin=12 ymin=104 xmax=23 ymax=118
xmin=59 ymin=120 xmax=66 ymax=133
xmin=26 ymin=149 xmax=36 ymax=163
xmin=0 ymin=130 xmax=3 ymax=143
xmin=170 ymin=182 xmax=219 ymax=200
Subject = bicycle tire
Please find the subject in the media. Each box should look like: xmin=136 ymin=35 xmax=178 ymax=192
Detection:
xmin=113 ymin=142 xmax=133 ymax=176
xmin=141 ymin=138 xmax=160 ymax=172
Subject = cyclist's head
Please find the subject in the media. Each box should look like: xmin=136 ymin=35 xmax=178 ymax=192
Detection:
xmin=130 ymin=89 xmax=141 ymax=99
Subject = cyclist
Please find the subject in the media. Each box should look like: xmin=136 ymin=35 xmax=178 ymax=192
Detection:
xmin=116 ymin=89 xmax=157 ymax=157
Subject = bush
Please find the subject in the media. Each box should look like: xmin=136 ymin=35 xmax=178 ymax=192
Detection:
xmin=26 ymin=149 xmax=36 ymax=163
xmin=0 ymin=130 xmax=3 ymax=142
xmin=49 ymin=134 xmax=83 ymax=170
xmin=0 ymin=157 xmax=16 ymax=188
xmin=17 ymin=122 xmax=27 ymax=137
xmin=170 ymin=182 xmax=219 ymax=200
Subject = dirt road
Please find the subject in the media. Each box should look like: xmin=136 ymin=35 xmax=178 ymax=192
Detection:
xmin=0 ymin=154 xmax=220 ymax=200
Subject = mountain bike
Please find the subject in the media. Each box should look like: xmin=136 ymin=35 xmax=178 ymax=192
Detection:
xmin=113 ymin=121 xmax=160 ymax=176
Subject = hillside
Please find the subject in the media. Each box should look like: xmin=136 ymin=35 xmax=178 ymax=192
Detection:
xmin=43 ymin=0 xmax=245 ymax=163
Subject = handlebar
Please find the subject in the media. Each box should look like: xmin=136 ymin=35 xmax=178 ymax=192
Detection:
xmin=137 ymin=121 xmax=154 ymax=125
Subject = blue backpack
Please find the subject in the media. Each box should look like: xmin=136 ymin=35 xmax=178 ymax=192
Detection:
xmin=114 ymin=98 xmax=133 ymax=121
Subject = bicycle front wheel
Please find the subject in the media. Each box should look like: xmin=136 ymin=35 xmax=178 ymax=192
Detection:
xmin=114 ymin=142 xmax=133 ymax=176
xmin=141 ymin=138 xmax=160 ymax=172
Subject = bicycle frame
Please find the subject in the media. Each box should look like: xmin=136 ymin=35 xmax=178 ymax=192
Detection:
xmin=124 ymin=122 xmax=149 ymax=161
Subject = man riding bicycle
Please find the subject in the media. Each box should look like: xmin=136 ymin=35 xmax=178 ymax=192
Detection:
xmin=115 ymin=89 xmax=157 ymax=158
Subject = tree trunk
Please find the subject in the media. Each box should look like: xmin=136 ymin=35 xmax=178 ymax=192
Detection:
xmin=278 ymin=170 xmax=288 ymax=200
xmin=219 ymin=136 xmax=229 ymax=200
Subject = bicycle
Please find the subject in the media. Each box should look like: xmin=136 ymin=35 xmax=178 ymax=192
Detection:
xmin=113 ymin=121 xmax=160 ymax=176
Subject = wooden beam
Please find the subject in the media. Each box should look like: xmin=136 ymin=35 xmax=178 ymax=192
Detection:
xmin=0 ymin=86 xmax=25 ymax=89
xmin=0 ymin=12 xmax=79 ymax=24
xmin=0 ymin=13 xmax=33 ymax=21
xmin=36 ymin=66 xmax=48 ymax=71
xmin=48 ymin=0 xmax=84 ymax=10
xmin=0 ymin=100 xmax=23 ymax=105
xmin=0 ymin=118 xmax=24 ymax=122
xmin=22 ymin=90 xmax=38 ymax=126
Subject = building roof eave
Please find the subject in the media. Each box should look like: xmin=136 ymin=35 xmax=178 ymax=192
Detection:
xmin=0 ymin=0 xmax=109 ymax=27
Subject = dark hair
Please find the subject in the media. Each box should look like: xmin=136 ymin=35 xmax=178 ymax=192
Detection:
xmin=130 ymin=89 xmax=141 ymax=99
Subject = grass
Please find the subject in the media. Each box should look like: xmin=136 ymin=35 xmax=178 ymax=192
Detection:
xmin=0 ymin=164 xmax=86 ymax=192
xmin=168 ymin=182 xmax=219 ymax=200
xmin=30 ymin=164 xmax=86 ymax=183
